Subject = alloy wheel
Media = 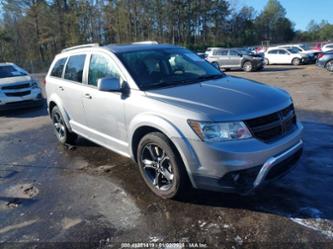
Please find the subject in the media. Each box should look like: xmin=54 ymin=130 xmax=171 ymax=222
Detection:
xmin=52 ymin=112 xmax=66 ymax=140
xmin=140 ymin=143 xmax=174 ymax=191
xmin=326 ymin=60 xmax=333 ymax=72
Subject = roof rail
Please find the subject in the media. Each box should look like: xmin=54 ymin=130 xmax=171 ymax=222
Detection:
xmin=61 ymin=43 xmax=100 ymax=53
xmin=132 ymin=41 xmax=159 ymax=45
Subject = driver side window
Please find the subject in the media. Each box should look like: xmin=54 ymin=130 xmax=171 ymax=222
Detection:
xmin=88 ymin=54 xmax=120 ymax=86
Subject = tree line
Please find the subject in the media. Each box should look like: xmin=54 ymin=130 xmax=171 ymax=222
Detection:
xmin=0 ymin=0 xmax=332 ymax=72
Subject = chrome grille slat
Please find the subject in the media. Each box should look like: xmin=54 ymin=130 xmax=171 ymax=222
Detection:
xmin=245 ymin=104 xmax=297 ymax=142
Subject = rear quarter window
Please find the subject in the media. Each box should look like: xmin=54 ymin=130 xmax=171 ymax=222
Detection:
xmin=50 ymin=58 xmax=67 ymax=78
xmin=64 ymin=54 xmax=86 ymax=83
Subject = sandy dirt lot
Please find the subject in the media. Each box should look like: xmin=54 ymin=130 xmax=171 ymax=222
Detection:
xmin=0 ymin=65 xmax=332 ymax=249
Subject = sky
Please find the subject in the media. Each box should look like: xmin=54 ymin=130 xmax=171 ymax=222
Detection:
xmin=236 ymin=0 xmax=333 ymax=31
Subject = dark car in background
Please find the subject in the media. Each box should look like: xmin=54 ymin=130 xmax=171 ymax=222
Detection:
xmin=205 ymin=48 xmax=264 ymax=72
xmin=316 ymin=50 xmax=333 ymax=72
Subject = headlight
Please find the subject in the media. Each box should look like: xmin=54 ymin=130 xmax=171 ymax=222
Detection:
xmin=188 ymin=120 xmax=252 ymax=142
xmin=31 ymin=81 xmax=39 ymax=89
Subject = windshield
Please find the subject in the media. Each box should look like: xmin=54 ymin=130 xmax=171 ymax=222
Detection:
xmin=117 ymin=48 xmax=224 ymax=90
xmin=0 ymin=65 xmax=27 ymax=79
xmin=299 ymin=44 xmax=310 ymax=51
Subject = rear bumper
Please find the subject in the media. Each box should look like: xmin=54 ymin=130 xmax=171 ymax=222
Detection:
xmin=316 ymin=60 xmax=326 ymax=68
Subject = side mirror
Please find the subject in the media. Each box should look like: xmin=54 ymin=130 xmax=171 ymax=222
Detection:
xmin=97 ymin=77 xmax=122 ymax=92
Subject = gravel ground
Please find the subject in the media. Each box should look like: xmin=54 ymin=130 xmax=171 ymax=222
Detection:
xmin=0 ymin=65 xmax=332 ymax=249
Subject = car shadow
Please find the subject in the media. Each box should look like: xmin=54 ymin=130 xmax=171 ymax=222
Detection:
xmin=260 ymin=66 xmax=302 ymax=72
xmin=0 ymin=100 xmax=47 ymax=118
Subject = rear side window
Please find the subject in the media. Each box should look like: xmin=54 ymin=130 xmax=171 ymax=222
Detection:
xmin=64 ymin=55 xmax=86 ymax=83
xmin=268 ymin=50 xmax=278 ymax=54
xmin=88 ymin=54 xmax=120 ymax=86
xmin=213 ymin=50 xmax=228 ymax=56
xmin=50 ymin=58 xmax=67 ymax=78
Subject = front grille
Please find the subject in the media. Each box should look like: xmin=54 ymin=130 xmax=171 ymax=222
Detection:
xmin=2 ymin=83 xmax=30 ymax=90
xmin=244 ymin=104 xmax=297 ymax=142
xmin=5 ymin=91 xmax=31 ymax=97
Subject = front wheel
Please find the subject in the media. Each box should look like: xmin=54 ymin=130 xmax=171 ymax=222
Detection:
xmin=325 ymin=60 xmax=333 ymax=72
xmin=51 ymin=106 xmax=77 ymax=145
xmin=264 ymin=58 xmax=269 ymax=65
xmin=242 ymin=61 xmax=253 ymax=72
xmin=292 ymin=58 xmax=301 ymax=66
xmin=137 ymin=132 xmax=188 ymax=199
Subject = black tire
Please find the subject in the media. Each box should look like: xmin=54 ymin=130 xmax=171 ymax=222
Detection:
xmin=292 ymin=58 xmax=301 ymax=66
xmin=325 ymin=60 xmax=333 ymax=72
xmin=51 ymin=106 xmax=77 ymax=145
xmin=264 ymin=58 xmax=269 ymax=65
xmin=242 ymin=61 xmax=253 ymax=72
xmin=137 ymin=132 xmax=189 ymax=199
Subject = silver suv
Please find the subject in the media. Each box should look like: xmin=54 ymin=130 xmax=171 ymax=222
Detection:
xmin=46 ymin=43 xmax=303 ymax=199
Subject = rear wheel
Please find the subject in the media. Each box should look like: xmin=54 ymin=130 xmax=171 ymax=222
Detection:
xmin=325 ymin=60 xmax=333 ymax=72
xmin=242 ymin=61 xmax=253 ymax=72
xmin=137 ymin=132 xmax=188 ymax=199
xmin=264 ymin=58 xmax=269 ymax=65
xmin=51 ymin=106 xmax=77 ymax=145
xmin=211 ymin=61 xmax=220 ymax=69
xmin=292 ymin=58 xmax=301 ymax=66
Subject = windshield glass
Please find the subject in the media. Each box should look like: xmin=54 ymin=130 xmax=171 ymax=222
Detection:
xmin=117 ymin=48 xmax=224 ymax=90
xmin=0 ymin=65 xmax=27 ymax=78
xmin=299 ymin=44 xmax=310 ymax=51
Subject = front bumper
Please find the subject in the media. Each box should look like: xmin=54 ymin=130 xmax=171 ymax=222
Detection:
xmin=316 ymin=60 xmax=326 ymax=68
xmin=178 ymin=122 xmax=303 ymax=193
xmin=0 ymin=89 xmax=44 ymax=111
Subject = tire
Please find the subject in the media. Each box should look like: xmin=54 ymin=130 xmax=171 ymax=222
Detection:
xmin=292 ymin=58 xmax=301 ymax=66
xmin=264 ymin=58 xmax=269 ymax=65
xmin=325 ymin=60 xmax=333 ymax=72
xmin=137 ymin=132 xmax=188 ymax=199
xmin=51 ymin=106 xmax=77 ymax=145
xmin=242 ymin=61 xmax=253 ymax=72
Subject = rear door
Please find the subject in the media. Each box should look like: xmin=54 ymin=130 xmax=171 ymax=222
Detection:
xmin=228 ymin=50 xmax=242 ymax=67
xmin=61 ymin=54 xmax=88 ymax=126
xmin=266 ymin=49 xmax=279 ymax=64
xmin=81 ymin=52 xmax=127 ymax=153
xmin=213 ymin=49 xmax=229 ymax=67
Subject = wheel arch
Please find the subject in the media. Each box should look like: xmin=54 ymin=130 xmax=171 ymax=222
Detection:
xmin=128 ymin=114 xmax=200 ymax=188
xmin=47 ymin=94 xmax=73 ymax=132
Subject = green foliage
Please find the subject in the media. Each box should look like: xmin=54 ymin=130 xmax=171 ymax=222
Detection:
xmin=0 ymin=0 xmax=331 ymax=72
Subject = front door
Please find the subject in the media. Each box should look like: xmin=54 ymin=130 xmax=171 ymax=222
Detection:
xmin=81 ymin=53 xmax=128 ymax=153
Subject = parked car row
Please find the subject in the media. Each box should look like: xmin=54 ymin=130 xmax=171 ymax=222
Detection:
xmin=204 ymin=42 xmax=333 ymax=72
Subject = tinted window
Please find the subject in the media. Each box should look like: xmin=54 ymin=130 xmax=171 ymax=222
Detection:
xmin=213 ymin=50 xmax=228 ymax=56
xmin=88 ymin=54 xmax=120 ymax=86
xmin=117 ymin=48 xmax=223 ymax=90
xmin=268 ymin=50 xmax=278 ymax=54
xmin=64 ymin=55 xmax=86 ymax=83
xmin=278 ymin=50 xmax=288 ymax=54
xmin=51 ymin=58 xmax=67 ymax=78
xmin=0 ymin=65 xmax=27 ymax=78
xmin=229 ymin=50 xmax=240 ymax=56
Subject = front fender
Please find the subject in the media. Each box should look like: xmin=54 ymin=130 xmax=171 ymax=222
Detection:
xmin=128 ymin=113 xmax=200 ymax=188
xmin=47 ymin=93 xmax=73 ymax=132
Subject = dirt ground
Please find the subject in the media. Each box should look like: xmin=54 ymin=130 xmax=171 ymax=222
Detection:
xmin=0 ymin=65 xmax=332 ymax=249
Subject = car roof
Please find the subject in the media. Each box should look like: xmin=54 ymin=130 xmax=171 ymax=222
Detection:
xmin=0 ymin=62 xmax=14 ymax=67
xmin=104 ymin=43 xmax=182 ymax=53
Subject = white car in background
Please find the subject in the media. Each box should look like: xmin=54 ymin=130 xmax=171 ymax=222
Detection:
xmin=264 ymin=47 xmax=310 ymax=65
xmin=0 ymin=63 xmax=43 ymax=111
xmin=321 ymin=43 xmax=333 ymax=52
xmin=277 ymin=44 xmax=318 ymax=62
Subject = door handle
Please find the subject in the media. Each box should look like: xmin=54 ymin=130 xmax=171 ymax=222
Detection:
xmin=84 ymin=93 xmax=92 ymax=99
xmin=59 ymin=86 xmax=64 ymax=91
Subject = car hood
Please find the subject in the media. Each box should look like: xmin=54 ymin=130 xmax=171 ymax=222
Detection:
xmin=145 ymin=76 xmax=292 ymax=121
xmin=0 ymin=75 xmax=32 ymax=87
